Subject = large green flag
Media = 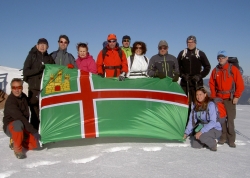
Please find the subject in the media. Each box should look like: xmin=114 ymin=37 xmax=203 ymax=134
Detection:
xmin=40 ymin=64 xmax=188 ymax=144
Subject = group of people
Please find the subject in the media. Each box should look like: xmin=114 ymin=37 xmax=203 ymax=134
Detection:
xmin=2 ymin=33 xmax=244 ymax=159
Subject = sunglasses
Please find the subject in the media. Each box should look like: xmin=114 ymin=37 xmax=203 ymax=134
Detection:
xmin=11 ymin=86 xmax=23 ymax=90
xmin=136 ymin=47 xmax=142 ymax=49
xmin=123 ymin=39 xmax=130 ymax=42
xmin=159 ymin=46 xmax=167 ymax=50
xmin=108 ymin=40 xmax=117 ymax=43
xmin=60 ymin=41 xmax=68 ymax=44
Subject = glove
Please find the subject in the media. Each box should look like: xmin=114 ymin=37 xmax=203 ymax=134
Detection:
xmin=32 ymin=133 xmax=41 ymax=141
xmin=181 ymin=74 xmax=189 ymax=81
xmin=158 ymin=72 xmax=166 ymax=79
xmin=67 ymin=63 xmax=74 ymax=69
xmin=119 ymin=72 xmax=125 ymax=81
xmin=172 ymin=73 xmax=179 ymax=82
xmin=233 ymin=97 xmax=239 ymax=105
xmin=98 ymin=73 xmax=104 ymax=78
xmin=192 ymin=74 xmax=202 ymax=82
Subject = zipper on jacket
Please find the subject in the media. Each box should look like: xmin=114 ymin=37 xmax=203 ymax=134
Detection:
xmin=164 ymin=56 xmax=168 ymax=76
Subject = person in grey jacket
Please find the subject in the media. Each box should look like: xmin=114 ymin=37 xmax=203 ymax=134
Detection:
xmin=50 ymin=35 xmax=77 ymax=68
xmin=147 ymin=40 xmax=179 ymax=82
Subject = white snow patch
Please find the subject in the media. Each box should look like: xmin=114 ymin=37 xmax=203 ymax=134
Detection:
xmin=237 ymin=108 xmax=243 ymax=110
xmin=141 ymin=147 xmax=162 ymax=151
xmin=236 ymin=142 xmax=246 ymax=146
xmin=71 ymin=155 xmax=99 ymax=164
xmin=0 ymin=171 xmax=17 ymax=178
xmin=103 ymin=146 xmax=131 ymax=153
xmin=26 ymin=161 xmax=61 ymax=168
xmin=165 ymin=143 xmax=189 ymax=147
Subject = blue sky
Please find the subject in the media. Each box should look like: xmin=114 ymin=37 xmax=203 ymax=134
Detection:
xmin=0 ymin=0 xmax=249 ymax=76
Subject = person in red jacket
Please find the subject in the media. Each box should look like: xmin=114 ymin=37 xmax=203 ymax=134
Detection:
xmin=209 ymin=50 xmax=244 ymax=148
xmin=96 ymin=34 xmax=128 ymax=81
xmin=3 ymin=78 xmax=41 ymax=159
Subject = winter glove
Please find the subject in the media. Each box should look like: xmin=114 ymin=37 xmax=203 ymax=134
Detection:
xmin=67 ymin=63 xmax=74 ymax=69
xmin=119 ymin=72 xmax=125 ymax=81
xmin=32 ymin=133 xmax=41 ymax=141
xmin=172 ymin=73 xmax=179 ymax=82
xmin=158 ymin=72 xmax=166 ymax=79
xmin=181 ymin=74 xmax=189 ymax=81
xmin=192 ymin=74 xmax=202 ymax=83
xmin=98 ymin=73 xmax=104 ymax=78
xmin=233 ymin=97 xmax=239 ymax=105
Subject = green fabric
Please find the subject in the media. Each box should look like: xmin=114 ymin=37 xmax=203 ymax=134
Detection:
xmin=121 ymin=47 xmax=132 ymax=58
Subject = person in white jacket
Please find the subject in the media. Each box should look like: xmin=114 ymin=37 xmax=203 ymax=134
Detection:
xmin=126 ymin=41 xmax=149 ymax=78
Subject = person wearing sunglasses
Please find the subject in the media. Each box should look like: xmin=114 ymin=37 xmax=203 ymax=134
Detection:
xmin=23 ymin=38 xmax=54 ymax=130
xmin=50 ymin=35 xmax=77 ymax=69
xmin=96 ymin=34 xmax=128 ymax=81
xmin=3 ymin=78 xmax=41 ymax=159
xmin=177 ymin=35 xmax=211 ymax=104
xmin=126 ymin=41 xmax=149 ymax=78
xmin=147 ymin=40 xmax=179 ymax=82
xmin=209 ymin=50 xmax=244 ymax=148
xmin=75 ymin=43 xmax=97 ymax=74
xmin=121 ymin=35 xmax=132 ymax=58
xmin=183 ymin=87 xmax=222 ymax=151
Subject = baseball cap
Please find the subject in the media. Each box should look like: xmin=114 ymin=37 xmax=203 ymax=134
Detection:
xmin=158 ymin=40 xmax=168 ymax=48
xmin=217 ymin=50 xmax=227 ymax=57
xmin=107 ymin=34 xmax=117 ymax=41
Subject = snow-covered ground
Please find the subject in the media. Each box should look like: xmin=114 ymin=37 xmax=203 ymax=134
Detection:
xmin=0 ymin=66 xmax=250 ymax=178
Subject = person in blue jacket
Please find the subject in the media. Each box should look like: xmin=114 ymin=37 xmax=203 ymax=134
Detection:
xmin=183 ymin=87 xmax=222 ymax=151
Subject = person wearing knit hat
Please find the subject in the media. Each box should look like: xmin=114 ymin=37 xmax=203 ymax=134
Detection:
xmin=96 ymin=34 xmax=128 ymax=80
xmin=147 ymin=40 xmax=179 ymax=82
xmin=121 ymin=35 xmax=132 ymax=58
xmin=50 ymin=34 xmax=77 ymax=69
xmin=22 ymin=38 xmax=54 ymax=130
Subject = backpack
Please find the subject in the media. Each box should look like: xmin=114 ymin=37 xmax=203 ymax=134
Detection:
xmin=23 ymin=53 xmax=37 ymax=83
xmin=181 ymin=48 xmax=200 ymax=59
xmin=192 ymin=98 xmax=227 ymax=127
xmin=213 ymin=57 xmax=243 ymax=98
xmin=130 ymin=55 xmax=148 ymax=68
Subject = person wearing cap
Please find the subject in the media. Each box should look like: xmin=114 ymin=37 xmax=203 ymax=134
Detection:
xmin=177 ymin=35 xmax=211 ymax=104
xmin=3 ymin=78 xmax=41 ymax=159
xmin=121 ymin=35 xmax=132 ymax=58
xmin=96 ymin=34 xmax=128 ymax=80
xmin=147 ymin=40 xmax=179 ymax=82
xmin=209 ymin=50 xmax=244 ymax=148
xmin=23 ymin=38 xmax=54 ymax=130
xmin=50 ymin=35 xmax=77 ymax=68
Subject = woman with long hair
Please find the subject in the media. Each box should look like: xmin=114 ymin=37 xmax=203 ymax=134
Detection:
xmin=183 ymin=87 xmax=222 ymax=151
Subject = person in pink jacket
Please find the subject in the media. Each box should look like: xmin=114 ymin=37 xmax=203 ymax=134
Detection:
xmin=76 ymin=43 xmax=97 ymax=74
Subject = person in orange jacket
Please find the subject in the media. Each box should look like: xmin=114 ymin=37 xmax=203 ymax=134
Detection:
xmin=96 ymin=34 xmax=128 ymax=81
xmin=209 ymin=50 xmax=244 ymax=148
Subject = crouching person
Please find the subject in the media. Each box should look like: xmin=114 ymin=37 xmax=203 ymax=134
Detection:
xmin=183 ymin=87 xmax=222 ymax=151
xmin=3 ymin=78 xmax=41 ymax=159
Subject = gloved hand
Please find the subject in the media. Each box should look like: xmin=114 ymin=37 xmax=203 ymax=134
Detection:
xmin=192 ymin=74 xmax=202 ymax=82
xmin=172 ymin=73 xmax=179 ymax=82
xmin=67 ymin=63 xmax=74 ymax=69
xmin=181 ymin=74 xmax=189 ymax=81
xmin=98 ymin=73 xmax=104 ymax=78
xmin=158 ymin=72 xmax=166 ymax=79
xmin=233 ymin=97 xmax=239 ymax=104
xmin=119 ymin=72 xmax=125 ymax=81
xmin=32 ymin=133 xmax=41 ymax=141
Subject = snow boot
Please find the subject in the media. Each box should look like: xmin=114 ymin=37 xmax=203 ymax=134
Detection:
xmin=9 ymin=138 xmax=14 ymax=150
xmin=14 ymin=151 xmax=26 ymax=159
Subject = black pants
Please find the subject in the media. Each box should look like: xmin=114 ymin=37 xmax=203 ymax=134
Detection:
xmin=28 ymin=89 xmax=40 ymax=130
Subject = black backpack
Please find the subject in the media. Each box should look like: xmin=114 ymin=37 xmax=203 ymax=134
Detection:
xmin=22 ymin=54 xmax=37 ymax=83
xmin=228 ymin=57 xmax=243 ymax=75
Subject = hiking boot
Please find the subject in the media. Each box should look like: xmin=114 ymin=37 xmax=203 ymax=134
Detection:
xmin=9 ymin=138 xmax=14 ymax=150
xmin=14 ymin=151 xmax=26 ymax=159
xmin=217 ymin=139 xmax=226 ymax=145
xmin=210 ymin=140 xmax=217 ymax=151
xmin=229 ymin=143 xmax=236 ymax=148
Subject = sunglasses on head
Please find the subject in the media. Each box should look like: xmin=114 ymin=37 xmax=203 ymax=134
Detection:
xmin=108 ymin=40 xmax=117 ymax=43
xmin=159 ymin=46 xmax=167 ymax=50
xmin=123 ymin=39 xmax=130 ymax=42
xmin=11 ymin=86 xmax=23 ymax=90
xmin=59 ymin=41 xmax=68 ymax=44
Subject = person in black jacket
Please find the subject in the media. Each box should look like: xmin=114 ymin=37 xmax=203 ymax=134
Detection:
xmin=177 ymin=36 xmax=211 ymax=103
xmin=23 ymin=38 xmax=54 ymax=130
xmin=3 ymin=78 xmax=41 ymax=159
